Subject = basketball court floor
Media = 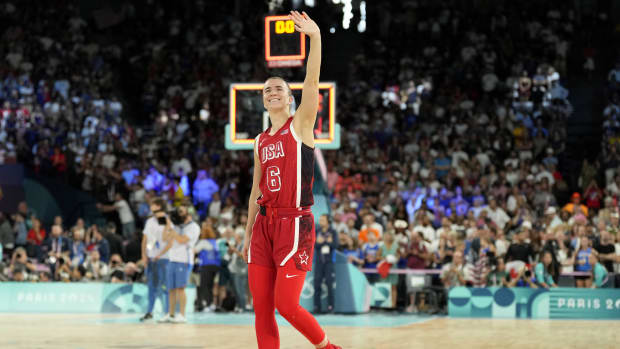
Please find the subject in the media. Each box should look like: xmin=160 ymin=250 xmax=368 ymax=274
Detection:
xmin=1 ymin=313 xmax=618 ymax=349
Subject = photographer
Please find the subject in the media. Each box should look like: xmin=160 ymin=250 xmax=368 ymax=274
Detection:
xmin=45 ymin=225 xmax=71 ymax=276
xmin=140 ymin=198 xmax=172 ymax=322
xmin=53 ymin=254 xmax=73 ymax=282
xmin=160 ymin=204 xmax=200 ymax=323
xmin=83 ymin=250 xmax=108 ymax=281
xmin=507 ymin=266 xmax=538 ymax=288
xmin=9 ymin=247 xmax=36 ymax=281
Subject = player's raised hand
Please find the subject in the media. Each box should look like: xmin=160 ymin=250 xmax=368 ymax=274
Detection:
xmin=289 ymin=11 xmax=320 ymax=37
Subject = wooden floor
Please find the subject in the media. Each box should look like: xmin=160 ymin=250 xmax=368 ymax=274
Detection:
xmin=0 ymin=313 xmax=618 ymax=349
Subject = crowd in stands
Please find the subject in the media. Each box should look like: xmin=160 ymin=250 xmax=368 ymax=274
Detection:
xmin=0 ymin=0 xmax=619 ymax=315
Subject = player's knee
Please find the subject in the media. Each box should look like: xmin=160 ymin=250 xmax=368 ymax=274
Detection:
xmin=275 ymin=298 xmax=298 ymax=319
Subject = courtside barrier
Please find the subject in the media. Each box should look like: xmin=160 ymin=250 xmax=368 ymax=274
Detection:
xmin=0 ymin=282 xmax=195 ymax=314
xmin=449 ymin=286 xmax=620 ymax=319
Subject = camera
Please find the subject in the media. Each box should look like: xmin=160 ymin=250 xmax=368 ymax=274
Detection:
xmin=169 ymin=209 xmax=185 ymax=226
xmin=524 ymin=270 xmax=532 ymax=278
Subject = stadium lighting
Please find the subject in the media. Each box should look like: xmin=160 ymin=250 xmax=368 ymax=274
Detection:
xmin=341 ymin=0 xmax=353 ymax=29
xmin=304 ymin=0 xmax=315 ymax=7
xmin=358 ymin=1 xmax=366 ymax=32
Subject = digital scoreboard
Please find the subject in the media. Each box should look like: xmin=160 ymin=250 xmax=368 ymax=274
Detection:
xmin=264 ymin=15 xmax=306 ymax=68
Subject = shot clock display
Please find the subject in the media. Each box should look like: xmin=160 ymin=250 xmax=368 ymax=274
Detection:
xmin=265 ymin=15 xmax=306 ymax=68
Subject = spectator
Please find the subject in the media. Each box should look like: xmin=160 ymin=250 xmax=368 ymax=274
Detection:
xmin=228 ymin=230 xmax=249 ymax=313
xmin=575 ymin=237 xmax=593 ymax=288
xmin=26 ymin=218 xmax=46 ymax=260
xmin=97 ymin=193 xmax=136 ymax=240
xmin=534 ymin=251 xmax=558 ymax=288
xmin=88 ymin=225 xmax=110 ymax=263
xmin=440 ymin=250 xmax=466 ymax=289
xmin=9 ymin=247 xmax=36 ymax=281
xmin=485 ymin=258 xmax=509 ymax=287
xmin=543 ymin=207 xmax=562 ymax=230
xmin=361 ymin=232 xmax=381 ymax=284
xmin=483 ymin=197 xmax=510 ymax=230
xmin=507 ymin=265 xmax=539 ymax=288
xmin=45 ymin=225 xmax=71 ymax=267
xmin=314 ymin=214 xmax=338 ymax=313
xmin=378 ymin=232 xmax=399 ymax=308
xmin=193 ymin=170 xmax=219 ymax=217
xmin=358 ymin=214 xmax=383 ymax=244
xmin=83 ymin=250 xmax=108 ymax=281
xmin=194 ymin=218 xmax=221 ymax=312
xmin=562 ymin=193 xmax=588 ymax=216
xmin=215 ymin=228 xmax=234 ymax=310
xmin=590 ymin=254 xmax=610 ymax=288
xmin=504 ymin=228 xmax=535 ymax=264
xmin=0 ymin=212 xmax=15 ymax=253
xmin=339 ymin=234 xmax=363 ymax=267
xmin=70 ymin=229 xmax=87 ymax=267
xmin=593 ymin=231 xmax=616 ymax=274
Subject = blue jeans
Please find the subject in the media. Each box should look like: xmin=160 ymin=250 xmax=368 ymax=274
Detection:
xmin=147 ymin=258 xmax=169 ymax=314
xmin=232 ymin=273 xmax=248 ymax=310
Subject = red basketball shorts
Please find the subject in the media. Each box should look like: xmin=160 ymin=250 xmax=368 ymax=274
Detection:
xmin=248 ymin=206 xmax=315 ymax=271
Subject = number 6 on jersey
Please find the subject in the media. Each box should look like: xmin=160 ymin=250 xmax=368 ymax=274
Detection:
xmin=267 ymin=166 xmax=281 ymax=192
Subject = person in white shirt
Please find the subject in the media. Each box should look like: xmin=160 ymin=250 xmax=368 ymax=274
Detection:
xmin=412 ymin=213 xmax=436 ymax=250
xmin=544 ymin=207 xmax=563 ymax=230
xmin=484 ymin=197 xmax=510 ymax=230
xmin=140 ymin=198 xmax=171 ymax=322
xmin=160 ymin=204 xmax=200 ymax=324
xmin=97 ymin=193 xmax=136 ymax=239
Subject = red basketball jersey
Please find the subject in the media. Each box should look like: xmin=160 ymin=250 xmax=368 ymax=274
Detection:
xmin=255 ymin=116 xmax=314 ymax=208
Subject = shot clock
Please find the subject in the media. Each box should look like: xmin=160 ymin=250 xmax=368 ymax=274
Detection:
xmin=265 ymin=15 xmax=306 ymax=68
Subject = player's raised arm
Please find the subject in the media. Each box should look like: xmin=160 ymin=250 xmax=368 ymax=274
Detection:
xmin=289 ymin=11 xmax=321 ymax=143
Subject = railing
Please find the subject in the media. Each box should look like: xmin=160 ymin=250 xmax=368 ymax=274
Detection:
xmin=360 ymin=268 xmax=609 ymax=277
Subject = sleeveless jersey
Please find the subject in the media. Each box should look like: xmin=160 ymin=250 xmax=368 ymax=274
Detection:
xmin=255 ymin=117 xmax=314 ymax=208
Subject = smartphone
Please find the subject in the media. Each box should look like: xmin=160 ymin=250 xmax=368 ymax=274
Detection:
xmin=157 ymin=216 xmax=167 ymax=225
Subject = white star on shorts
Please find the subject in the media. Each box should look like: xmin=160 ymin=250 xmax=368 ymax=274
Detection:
xmin=298 ymin=251 xmax=309 ymax=265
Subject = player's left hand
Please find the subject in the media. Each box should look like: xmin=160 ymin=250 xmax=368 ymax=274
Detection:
xmin=289 ymin=11 xmax=320 ymax=37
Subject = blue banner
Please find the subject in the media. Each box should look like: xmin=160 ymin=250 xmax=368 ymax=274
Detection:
xmin=449 ymin=287 xmax=620 ymax=319
xmin=0 ymin=283 xmax=195 ymax=314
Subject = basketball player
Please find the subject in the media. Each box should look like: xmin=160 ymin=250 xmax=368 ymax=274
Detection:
xmin=242 ymin=11 xmax=341 ymax=349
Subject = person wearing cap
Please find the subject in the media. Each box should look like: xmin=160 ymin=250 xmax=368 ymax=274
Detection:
xmin=543 ymin=207 xmax=562 ymax=230
xmin=597 ymin=196 xmax=616 ymax=224
xmin=562 ymin=192 xmax=588 ymax=216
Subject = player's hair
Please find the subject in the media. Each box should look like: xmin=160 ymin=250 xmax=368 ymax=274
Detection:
xmin=265 ymin=76 xmax=292 ymax=96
